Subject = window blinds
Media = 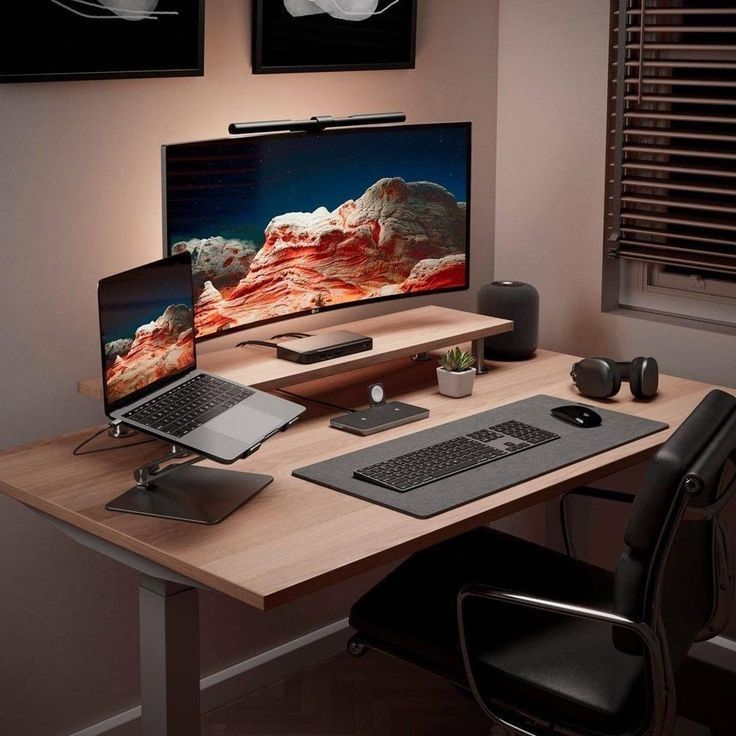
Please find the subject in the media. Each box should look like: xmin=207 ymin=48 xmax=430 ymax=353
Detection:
xmin=606 ymin=0 xmax=736 ymax=274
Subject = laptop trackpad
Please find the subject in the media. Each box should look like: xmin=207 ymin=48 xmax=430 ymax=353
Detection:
xmin=208 ymin=406 xmax=282 ymax=442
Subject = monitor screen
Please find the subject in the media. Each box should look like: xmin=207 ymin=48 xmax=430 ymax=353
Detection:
xmin=162 ymin=122 xmax=471 ymax=339
xmin=98 ymin=253 xmax=196 ymax=412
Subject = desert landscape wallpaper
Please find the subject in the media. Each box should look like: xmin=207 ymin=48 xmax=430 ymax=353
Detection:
xmin=164 ymin=124 xmax=470 ymax=337
xmin=100 ymin=258 xmax=195 ymax=406
xmin=104 ymin=305 xmax=194 ymax=405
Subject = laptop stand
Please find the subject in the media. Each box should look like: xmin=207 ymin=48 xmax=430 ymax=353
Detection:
xmin=106 ymin=444 xmax=272 ymax=524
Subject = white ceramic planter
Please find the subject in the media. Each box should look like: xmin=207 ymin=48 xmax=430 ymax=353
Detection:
xmin=437 ymin=367 xmax=475 ymax=398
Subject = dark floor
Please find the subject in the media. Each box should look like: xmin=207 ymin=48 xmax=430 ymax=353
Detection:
xmin=202 ymin=650 xmax=492 ymax=736
xmin=201 ymin=648 xmax=725 ymax=736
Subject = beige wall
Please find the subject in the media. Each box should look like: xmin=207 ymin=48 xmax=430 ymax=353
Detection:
xmin=495 ymin=0 xmax=736 ymax=388
xmin=0 ymin=0 xmax=499 ymax=450
xmin=0 ymin=1 xmax=501 ymax=733
xmin=495 ymin=0 xmax=736 ymax=638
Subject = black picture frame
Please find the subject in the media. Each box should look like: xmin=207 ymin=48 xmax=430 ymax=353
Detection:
xmin=0 ymin=1 xmax=205 ymax=84
xmin=253 ymin=0 xmax=417 ymax=74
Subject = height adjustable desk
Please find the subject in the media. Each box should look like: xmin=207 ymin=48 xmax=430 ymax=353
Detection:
xmin=0 ymin=344 xmax=724 ymax=736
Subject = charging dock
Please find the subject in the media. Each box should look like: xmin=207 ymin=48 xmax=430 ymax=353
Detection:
xmin=277 ymin=331 xmax=372 ymax=364
xmin=330 ymin=402 xmax=429 ymax=436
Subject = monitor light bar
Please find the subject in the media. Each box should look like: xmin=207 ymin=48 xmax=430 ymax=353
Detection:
xmin=228 ymin=112 xmax=406 ymax=136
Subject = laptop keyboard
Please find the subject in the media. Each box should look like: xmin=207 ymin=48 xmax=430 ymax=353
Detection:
xmin=124 ymin=374 xmax=254 ymax=438
xmin=354 ymin=420 xmax=559 ymax=493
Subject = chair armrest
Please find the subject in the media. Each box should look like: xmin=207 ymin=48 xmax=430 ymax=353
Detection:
xmin=560 ymin=487 xmax=636 ymax=558
xmin=682 ymin=467 xmax=736 ymax=521
xmin=457 ymin=584 xmax=675 ymax=736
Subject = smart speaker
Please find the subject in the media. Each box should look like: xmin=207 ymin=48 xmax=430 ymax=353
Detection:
xmin=477 ymin=281 xmax=539 ymax=360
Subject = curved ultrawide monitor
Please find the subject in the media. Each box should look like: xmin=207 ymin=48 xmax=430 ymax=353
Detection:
xmin=162 ymin=122 xmax=471 ymax=340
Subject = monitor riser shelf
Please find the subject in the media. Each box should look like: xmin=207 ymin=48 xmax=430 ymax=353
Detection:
xmin=78 ymin=306 xmax=513 ymax=399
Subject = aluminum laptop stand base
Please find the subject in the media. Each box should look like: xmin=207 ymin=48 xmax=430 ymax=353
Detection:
xmin=106 ymin=445 xmax=272 ymax=524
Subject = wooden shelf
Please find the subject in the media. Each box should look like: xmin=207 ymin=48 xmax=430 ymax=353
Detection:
xmin=78 ymin=306 xmax=513 ymax=400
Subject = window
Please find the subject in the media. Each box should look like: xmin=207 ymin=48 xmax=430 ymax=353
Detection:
xmin=604 ymin=0 xmax=736 ymax=326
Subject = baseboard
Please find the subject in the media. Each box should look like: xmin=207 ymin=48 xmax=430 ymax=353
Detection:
xmin=58 ymin=625 xmax=736 ymax=736
xmin=69 ymin=617 xmax=351 ymax=736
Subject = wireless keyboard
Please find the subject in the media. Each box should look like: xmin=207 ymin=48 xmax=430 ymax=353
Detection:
xmin=353 ymin=420 xmax=559 ymax=493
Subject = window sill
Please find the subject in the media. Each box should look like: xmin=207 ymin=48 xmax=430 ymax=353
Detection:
xmin=603 ymin=305 xmax=736 ymax=338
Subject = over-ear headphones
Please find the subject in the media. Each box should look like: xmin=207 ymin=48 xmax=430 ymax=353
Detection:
xmin=570 ymin=357 xmax=659 ymax=399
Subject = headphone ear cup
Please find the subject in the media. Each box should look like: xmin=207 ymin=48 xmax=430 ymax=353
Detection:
xmin=570 ymin=357 xmax=621 ymax=398
xmin=629 ymin=357 xmax=644 ymax=398
xmin=629 ymin=357 xmax=658 ymax=399
xmin=609 ymin=361 xmax=622 ymax=397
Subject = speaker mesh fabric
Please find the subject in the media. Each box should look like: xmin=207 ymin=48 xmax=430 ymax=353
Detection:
xmin=477 ymin=281 xmax=539 ymax=360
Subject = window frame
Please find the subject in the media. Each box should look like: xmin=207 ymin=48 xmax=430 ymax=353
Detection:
xmin=602 ymin=0 xmax=736 ymax=328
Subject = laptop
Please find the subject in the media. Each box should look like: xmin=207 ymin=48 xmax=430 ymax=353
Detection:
xmin=98 ymin=253 xmax=305 ymax=463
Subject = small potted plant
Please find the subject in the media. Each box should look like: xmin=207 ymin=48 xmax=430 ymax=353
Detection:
xmin=437 ymin=346 xmax=476 ymax=398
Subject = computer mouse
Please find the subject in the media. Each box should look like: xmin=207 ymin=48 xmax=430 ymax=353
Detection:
xmin=551 ymin=405 xmax=602 ymax=428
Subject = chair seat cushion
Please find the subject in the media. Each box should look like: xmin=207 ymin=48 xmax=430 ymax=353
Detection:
xmin=350 ymin=527 xmax=645 ymax=734
xmin=473 ymin=616 xmax=645 ymax=733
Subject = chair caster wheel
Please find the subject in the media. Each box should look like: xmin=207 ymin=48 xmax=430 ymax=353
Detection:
xmin=347 ymin=636 xmax=368 ymax=657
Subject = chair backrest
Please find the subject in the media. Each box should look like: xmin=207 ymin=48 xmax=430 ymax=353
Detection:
xmin=614 ymin=389 xmax=736 ymax=670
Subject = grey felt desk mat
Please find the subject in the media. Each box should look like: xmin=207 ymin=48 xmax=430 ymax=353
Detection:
xmin=292 ymin=395 xmax=668 ymax=518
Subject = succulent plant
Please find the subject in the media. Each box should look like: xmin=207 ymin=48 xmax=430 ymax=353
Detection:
xmin=438 ymin=346 xmax=476 ymax=373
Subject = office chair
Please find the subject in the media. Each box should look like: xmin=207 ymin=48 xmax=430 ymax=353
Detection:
xmin=348 ymin=389 xmax=736 ymax=736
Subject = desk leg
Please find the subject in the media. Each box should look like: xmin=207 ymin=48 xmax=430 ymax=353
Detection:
xmin=472 ymin=338 xmax=488 ymax=374
xmin=139 ymin=575 xmax=200 ymax=736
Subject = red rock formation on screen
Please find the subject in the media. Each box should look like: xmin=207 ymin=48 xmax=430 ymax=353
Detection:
xmin=104 ymin=338 xmax=133 ymax=363
xmin=399 ymin=254 xmax=467 ymax=293
xmin=105 ymin=305 xmax=194 ymax=404
xmin=193 ymin=178 xmax=467 ymax=337
xmin=172 ymin=236 xmax=257 ymax=292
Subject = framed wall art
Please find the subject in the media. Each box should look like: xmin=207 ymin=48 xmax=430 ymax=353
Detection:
xmin=0 ymin=1 xmax=205 ymax=83
xmin=253 ymin=0 xmax=417 ymax=74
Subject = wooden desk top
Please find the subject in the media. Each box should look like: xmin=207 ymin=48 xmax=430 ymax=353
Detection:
xmin=0 ymin=350 xmax=723 ymax=611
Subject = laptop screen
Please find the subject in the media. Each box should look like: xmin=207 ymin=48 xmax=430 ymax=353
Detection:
xmin=98 ymin=253 xmax=196 ymax=414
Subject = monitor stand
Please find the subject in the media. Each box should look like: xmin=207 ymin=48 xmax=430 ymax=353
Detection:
xmin=106 ymin=445 xmax=272 ymax=524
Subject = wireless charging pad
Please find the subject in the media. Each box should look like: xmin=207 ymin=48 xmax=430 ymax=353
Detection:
xmin=330 ymin=402 xmax=429 ymax=436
